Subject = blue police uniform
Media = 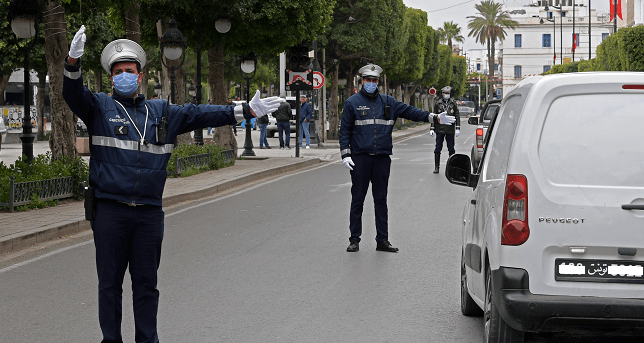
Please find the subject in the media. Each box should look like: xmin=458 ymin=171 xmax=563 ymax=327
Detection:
xmin=340 ymin=86 xmax=435 ymax=249
xmin=63 ymin=57 xmax=244 ymax=343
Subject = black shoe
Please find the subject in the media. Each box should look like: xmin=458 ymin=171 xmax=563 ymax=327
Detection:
xmin=346 ymin=240 xmax=359 ymax=252
xmin=376 ymin=240 xmax=399 ymax=252
xmin=433 ymin=153 xmax=440 ymax=174
xmin=433 ymin=166 xmax=439 ymax=174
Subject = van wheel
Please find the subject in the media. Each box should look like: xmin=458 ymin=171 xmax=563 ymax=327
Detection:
xmin=268 ymin=130 xmax=275 ymax=138
xmin=484 ymin=265 xmax=525 ymax=343
xmin=461 ymin=253 xmax=483 ymax=316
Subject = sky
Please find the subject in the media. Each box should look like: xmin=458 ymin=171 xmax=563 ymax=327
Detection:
xmin=402 ymin=0 xmax=612 ymax=51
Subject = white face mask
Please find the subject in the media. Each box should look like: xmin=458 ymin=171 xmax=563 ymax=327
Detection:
xmin=443 ymin=94 xmax=450 ymax=100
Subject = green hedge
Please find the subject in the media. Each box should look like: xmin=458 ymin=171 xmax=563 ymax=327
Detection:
xmin=166 ymin=144 xmax=235 ymax=178
xmin=0 ymin=152 xmax=89 ymax=210
xmin=544 ymin=26 xmax=644 ymax=75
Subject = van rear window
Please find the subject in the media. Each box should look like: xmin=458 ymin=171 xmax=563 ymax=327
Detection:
xmin=539 ymin=94 xmax=644 ymax=187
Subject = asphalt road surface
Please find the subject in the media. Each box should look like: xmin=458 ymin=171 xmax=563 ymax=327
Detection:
xmin=1 ymin=119 xmax=639 ymax=342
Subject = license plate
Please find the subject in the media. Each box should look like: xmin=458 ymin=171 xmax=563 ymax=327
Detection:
xmin=555 ymin=258 xmax=644 ymax=284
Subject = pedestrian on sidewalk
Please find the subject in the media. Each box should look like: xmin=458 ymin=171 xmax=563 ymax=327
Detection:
xmin=258 ymin=111 xmax=270 ymax=149
xmin=274 ymin=96 xmax=291 ymax=149
xmin=62 ymin=26 xmax=280 ymax=343
xmin=299 ymin=94 xmax=311 ymax=149
xmin=340 ymin=63 xmax=455 ymax=253
xmin=430 ymin=86 xmax=460 ymax=174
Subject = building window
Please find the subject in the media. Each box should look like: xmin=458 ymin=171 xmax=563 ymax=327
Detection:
xmin=543 ymin=34 xmax=551 ymax=47
xmin=514 ymin=65 xmax=522 ymax=79
xmin=602 ymin=32 xmax=610 ymax=41
xmin=494 ymin=64 xmax=499 ymax=71
xmin=543 ymin=65 xmax=551 ymax=73
xmin=515 ymin=34 xmax=522 ymax=47
xmin=547 ymin=11 xmax=553 ymax=19
xmin=477 ymin=63 xmax=481 ymax=71
xmin=561 ymin=11 xmax=566 ymax=17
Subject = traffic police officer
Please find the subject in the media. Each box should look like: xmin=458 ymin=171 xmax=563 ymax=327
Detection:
xmin=340 ymin=64 xmax=456 ymax=253
xmin=430 ymin=86 xmax=460 ymax=174
xmin=62 ymin=26 xmax=279 ymax=343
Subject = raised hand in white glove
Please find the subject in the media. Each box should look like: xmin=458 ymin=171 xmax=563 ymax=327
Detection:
xmin=437 ymin=111 xmax=456 ymax=125
xmin=429 ymin=130 xmax=435 ymax=137
xmin=342 ymin=157 xmax=355 ymax=171
xmin=69 ymin=25 xmax=87 ymax=59
xmin=248 ymin=90 xmax=280 ymax=118
xmin=455 ymin=129 xmax=460 ymax=137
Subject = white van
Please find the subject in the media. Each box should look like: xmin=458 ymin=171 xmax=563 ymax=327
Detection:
xmin=445 ymin=72 xmax=644 ymax=341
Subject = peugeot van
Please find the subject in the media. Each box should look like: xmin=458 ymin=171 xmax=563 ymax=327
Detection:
xmin=445 ymin=72 xmax=644 ymax=342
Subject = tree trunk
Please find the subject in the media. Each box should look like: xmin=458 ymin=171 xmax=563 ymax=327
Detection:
xmin=173 ymin=65 xmax=192 ymax=145
xmin=208 ymin=45 xmax=237 ymax=153
xmin=44 ymin=0 xmax=76 ymax=159
xmin=125 ymin=1 xmax=141 ymax=44
xmin=93 ymin=68 xmax=103 ymax=94
xmin=0 ymin=74 xmax=9 ymax=105
xmin=37 ymin=71 xmax=46 ymax=140
xmin=328 ymin=63 xmax=339 ymax=139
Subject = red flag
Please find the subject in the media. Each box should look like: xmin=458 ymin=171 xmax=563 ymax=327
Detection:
xmin=572 ymin=34 xmax=578 ymax=52
xmin=610 ymin=0 xmax=623 ymax=21
xmin=554 ymin=53 xmax=556 ymax=63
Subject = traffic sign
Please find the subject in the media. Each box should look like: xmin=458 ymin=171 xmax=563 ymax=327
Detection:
xmin=285 ymin=69 xmax=313 ymax=91
xmin=312 ymin=71 xmax=325 ymax=89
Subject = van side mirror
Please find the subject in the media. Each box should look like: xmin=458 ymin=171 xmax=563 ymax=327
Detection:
xmin=445 ymin=154 xmax=478 ymax=188
xmin=468 ymin=116 xmax=479 ymax=125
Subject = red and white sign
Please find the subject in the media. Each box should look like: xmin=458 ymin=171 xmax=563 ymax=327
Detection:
xmin=429 ymin=87 xmax=436 ymax=95
xmin=312 ymin=71 xmax=325 ymax=89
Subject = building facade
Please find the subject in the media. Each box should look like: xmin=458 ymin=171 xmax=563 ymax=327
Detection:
xmin=501 ymin=0 xmax=614 ymax=96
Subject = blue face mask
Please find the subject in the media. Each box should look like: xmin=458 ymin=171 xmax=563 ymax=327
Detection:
xmin=112 ymin=72 xmax=139 ymax=96
xmin=364 ymin=82 xmax=378 ymax=94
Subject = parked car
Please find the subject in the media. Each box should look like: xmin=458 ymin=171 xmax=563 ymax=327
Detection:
xmin=266 ymin=96 xmax=298 ymax=138
xmin=467 ymin=99 xmax=501 ymax=172
xmin=457 ymin=100 xmax=476 ymax=117
xmin=0 ymin=117 xmax=6 ymax=151
xmin=445 ymin=72 xmax=644 ymax=342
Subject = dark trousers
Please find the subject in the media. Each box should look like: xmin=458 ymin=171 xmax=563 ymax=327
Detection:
xmin=277 ymin=121 xmax=290 ymax=148
xmin=434 ymin=133 xmax=455 ymax=155
xmin=92 ymin=199 xmax=164 ymax=343
xmin=349 ymin=154 xmax=391 ymax=243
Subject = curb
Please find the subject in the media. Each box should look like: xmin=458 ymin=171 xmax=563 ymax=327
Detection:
xmin=0 ymin=158 xmax=323 ymax=255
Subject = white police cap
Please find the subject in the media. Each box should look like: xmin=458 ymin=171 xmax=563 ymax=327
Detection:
xmin=100 ymin=39 xmax=147 ymax=74
xmin=441 ymin=86 xmax=452 ymax=93
xmin=358 ymin=64 xmax=383 ymax=78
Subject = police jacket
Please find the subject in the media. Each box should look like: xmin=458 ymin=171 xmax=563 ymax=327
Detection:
xmin=340 ymin=89 xmax=434 ymax=159
xmin=300 ymin=102 xmax=312 ymax=123
xmin=431 ymin=98 xmax=460 ymax=135
xmin=62 ymin=58 xmax=243 ymax=207
xmin=273 ymin=102 xmax=291 ymax=122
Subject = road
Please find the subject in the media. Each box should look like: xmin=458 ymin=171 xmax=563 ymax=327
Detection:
xmin=0 ymin=119 xmax=636 ymax=342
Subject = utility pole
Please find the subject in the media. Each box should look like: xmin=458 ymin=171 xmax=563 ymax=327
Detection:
xmin=614 ymin=0 xmax=617 ymax=33
xmin=589 ymin=0 xmax=592 ymax=60
xmin=572 ymin=0 xmax=575 ymax=62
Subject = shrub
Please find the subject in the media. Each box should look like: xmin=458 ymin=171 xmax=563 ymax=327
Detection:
xmin=166 ymin=144 xmax=235 ymax=178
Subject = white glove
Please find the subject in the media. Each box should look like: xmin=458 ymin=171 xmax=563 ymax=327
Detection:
xmin=69 ymin=25 xmax=86 ymax=59
xmin=455 ymin=129 xmax=460 ymax=137
xmin=342 ymin=157 xmax=355 ymax=171
xmin=429 ymin=130 xmax=435 ymax=137
xmin=249 ymin=90 xmax=280 ymax=118
xmin=436 ymin=111 xmax=456 ymax=125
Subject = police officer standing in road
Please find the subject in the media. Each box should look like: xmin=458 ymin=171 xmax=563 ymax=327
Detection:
xmin=340 ymin=64 xmax=455 ymax=253
xmin=430 ymin=86 xmax=460 ymax=174
xmin=62 ymin=26 xmax=279 ymax=343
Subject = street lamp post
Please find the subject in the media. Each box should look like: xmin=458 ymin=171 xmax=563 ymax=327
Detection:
xmin=240 ymin=53 xmax=257 ymax=157
xmin=159 ymin=19 xmax=186 ymax=105
xmin=540 ymin=15 xmax=556 ymax=65
xmin=8 ymin=0 xmax=41 ymax=163
xmin=545 ymin=3 xmax=563 ymax=64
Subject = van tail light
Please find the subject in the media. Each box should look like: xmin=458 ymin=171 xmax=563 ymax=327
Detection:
xmin=502 ymin=174 xmax=529 ymax=245
xmin=476 ymin=128 xmax=484 ymax=148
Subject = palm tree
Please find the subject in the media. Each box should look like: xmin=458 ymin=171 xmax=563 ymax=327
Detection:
xmin=467 ymin=0 xmax=518 ymax=100
xmin=437 ymin=21 xmax=465 ymax=54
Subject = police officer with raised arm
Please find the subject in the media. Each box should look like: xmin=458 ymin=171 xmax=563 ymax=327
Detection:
xmin=430 ymin=86 xmax=460 ymax=174
xmin=62 ymin=26 xmax=279 ymax=343
xmin=340 ymin=64 xmax=456 ymax=253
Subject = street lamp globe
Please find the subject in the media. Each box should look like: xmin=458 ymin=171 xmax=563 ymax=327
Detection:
xmin=188 ymin=84 xmax=196 ymax=98
xmin=11 ymin=16 xmax=37 ymax=39
xmin=215 ymin=17 xmax=232 ymax=34
xmin=160 ymin=19 xmax=186 ymax=61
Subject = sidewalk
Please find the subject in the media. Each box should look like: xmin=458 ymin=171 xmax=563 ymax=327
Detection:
xmin=0 ymin=124 xmax=430 ymax=255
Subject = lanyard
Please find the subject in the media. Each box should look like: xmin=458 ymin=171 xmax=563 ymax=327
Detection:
xmin=114 ymin=100 xmax=150 ymax=145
